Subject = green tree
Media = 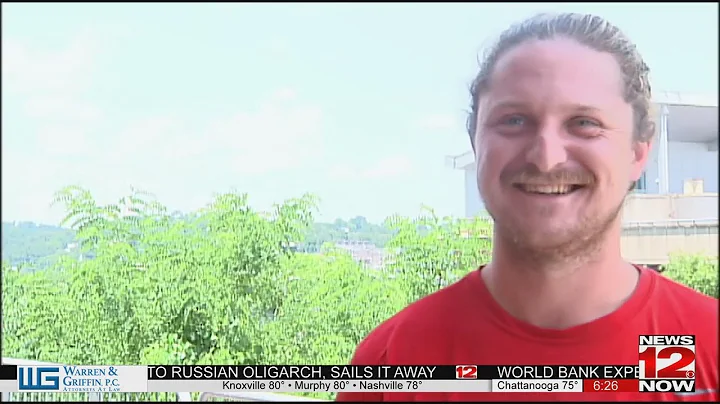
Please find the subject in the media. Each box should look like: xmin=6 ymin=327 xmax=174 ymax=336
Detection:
xmin=385 ymin=207 xmax=492 ymax=301
xmin=1 ymin=185 xmax=716 ymax=402
xmin=661 ymin=254 xmax=718 ymax=298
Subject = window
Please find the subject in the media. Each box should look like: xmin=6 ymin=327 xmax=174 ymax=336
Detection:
xmin=632 ymin=172 xmax=647 ymax=193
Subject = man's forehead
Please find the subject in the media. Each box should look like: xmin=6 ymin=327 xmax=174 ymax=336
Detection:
xmin=494 ymin=37 xmax=623 ymax=77
xmin=483 ymin=100 xmax=606 ymax=114
xmin=480 ymin=38 xmax=627 ymax=113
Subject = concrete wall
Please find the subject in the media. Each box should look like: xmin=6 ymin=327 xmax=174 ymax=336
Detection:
xmin=621 ymin=224 xmax=718 ymax=265
xmin=621 ymin=193 xmax=718 ymax=264
xmin=622 ymin=193 xmax=718 ymax=223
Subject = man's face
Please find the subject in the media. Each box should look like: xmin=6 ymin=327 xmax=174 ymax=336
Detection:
xmin=474 ymin=38 xmax=650 ymax=254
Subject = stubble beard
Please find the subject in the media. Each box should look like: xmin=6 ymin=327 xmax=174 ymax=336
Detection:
xmin=485 ymin=194 xmax=624 ymax=271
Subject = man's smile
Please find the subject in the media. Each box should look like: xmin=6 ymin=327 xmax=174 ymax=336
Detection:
xmin=512 ymin=183 xmax=585 ymax=195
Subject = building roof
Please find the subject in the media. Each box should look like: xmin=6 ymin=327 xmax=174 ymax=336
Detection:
xmin=653 ymin=91 xmax=718 ymax=108
xmin=444 ymin=150 xmax=474 ymax=170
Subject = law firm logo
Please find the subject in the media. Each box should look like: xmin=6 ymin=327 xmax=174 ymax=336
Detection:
xmin=638 ymin=335 xmax=695 ymax=393
xmin=18 ymin=367 xmax=60 ymax=391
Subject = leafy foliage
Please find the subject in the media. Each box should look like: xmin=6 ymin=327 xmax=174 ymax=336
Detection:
xmin=2 ymin=186 xmax=717 ymax=401
xmin=384 ymin=207 xmax=492 ymax=302
xmin=662 ymin=254 xmax=718 ymax=298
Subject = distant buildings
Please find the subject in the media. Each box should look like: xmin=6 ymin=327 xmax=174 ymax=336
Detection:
xmin=334 ymin=240 xmax=386 ymax=269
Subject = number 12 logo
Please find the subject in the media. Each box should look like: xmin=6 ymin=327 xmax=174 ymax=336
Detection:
xmin=455 ymin=365 xmax=477 ymax=379
xmin=639 ymin=346 xmax=696 ymax=379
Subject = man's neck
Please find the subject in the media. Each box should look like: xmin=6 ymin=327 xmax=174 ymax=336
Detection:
xmin=481 ymin=225 xmax=641 ymax=330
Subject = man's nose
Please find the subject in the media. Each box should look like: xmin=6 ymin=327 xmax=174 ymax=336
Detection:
xmin=525 ymin=123 xmax=568 ymax=172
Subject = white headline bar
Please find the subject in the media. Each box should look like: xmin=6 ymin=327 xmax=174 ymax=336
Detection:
xmin=492 ymin=379 xmax=583 ymax=393
xmin=147 ymin=379 xmax=493 ymax=393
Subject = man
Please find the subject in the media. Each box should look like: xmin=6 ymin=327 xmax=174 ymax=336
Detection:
xmin=336 ymin=12 xmax=718 ymax=402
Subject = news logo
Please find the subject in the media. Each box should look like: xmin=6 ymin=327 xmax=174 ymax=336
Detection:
xmin=455 ymin=365 xmax=477 ymax=379
xmin=18 ymin=367 xmax=60 ymax=391
xmin=638 ymin=335 xmax=695 ymax=393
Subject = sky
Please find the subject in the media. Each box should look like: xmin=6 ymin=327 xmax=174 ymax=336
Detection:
xmin=2 ymin=3 xmax=718 ymax=225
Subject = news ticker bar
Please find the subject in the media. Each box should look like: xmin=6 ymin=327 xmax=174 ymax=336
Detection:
xmin=0 ymin=364 xmax=642 ymax=382
xmin=144 ymin=365 xmax=640 ymax=380
xmin=1 ymin=376 xmax=645 ymax=393
xmin=155 ymin=378 xmax=647 ymax=393
xmin=0 ymin=365 xmax=693 ymax=394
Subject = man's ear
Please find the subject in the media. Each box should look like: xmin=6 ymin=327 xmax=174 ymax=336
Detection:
xmin=630 ymin=123 xmax=655 ymax=182
xmin=630 ymin=139 xmax=652 ymax=183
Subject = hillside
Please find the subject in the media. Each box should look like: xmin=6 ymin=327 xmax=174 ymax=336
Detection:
xmin=1 ymin=216 xmax=393 ymax=270
xmin=300 ymin=216 xmax=395 ymax=252
xmin=1 ymin=222 xmax=77 ymax=269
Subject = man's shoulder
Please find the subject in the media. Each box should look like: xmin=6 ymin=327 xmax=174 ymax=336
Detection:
xmin=647 ymin=270 xmax=720 ymax=399
xmin=350 ymin=271 xmax=480 ymax=364
xmin=649 ymin=267 xmax=718 ymax=316
xmin=643 ymin=266 xmax=718 ymax=345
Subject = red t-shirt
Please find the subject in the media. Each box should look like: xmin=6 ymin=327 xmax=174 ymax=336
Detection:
xmin=336 ymin=266 xmax=718 ymax=402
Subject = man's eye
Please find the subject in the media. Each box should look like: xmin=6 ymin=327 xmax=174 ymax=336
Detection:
xmin=502 ymin=116 xmax=525 ymax=126
xmin=573 ymin=118 xmax=600 ymax=127
xmin=569 ymin=117 xmax=603 ymax=137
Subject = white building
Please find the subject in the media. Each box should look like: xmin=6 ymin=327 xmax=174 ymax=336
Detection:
xmin=446 ymin=91 xmax=719 ymax=220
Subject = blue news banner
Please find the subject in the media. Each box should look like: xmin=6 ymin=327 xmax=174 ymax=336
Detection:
xmin=0 ymin=364 xmax=649 ymax=394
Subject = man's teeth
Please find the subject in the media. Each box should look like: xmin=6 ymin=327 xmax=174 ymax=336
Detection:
xmin=518 ymin=184 xmax=576 ymax=194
